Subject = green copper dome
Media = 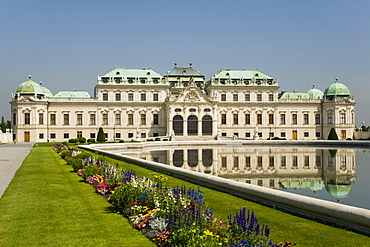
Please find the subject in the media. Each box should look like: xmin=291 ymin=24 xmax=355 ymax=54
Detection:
xmin=16 ymin=76 xmax=45 ymax=96
xmin=324 ymin=78 xmax=350 ymax=96
xmin=307 ymin=84 xmax=324 ymax=99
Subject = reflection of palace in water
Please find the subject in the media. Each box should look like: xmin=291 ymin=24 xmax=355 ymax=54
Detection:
xmin=131 ymin=146 xmax=356 ymax=200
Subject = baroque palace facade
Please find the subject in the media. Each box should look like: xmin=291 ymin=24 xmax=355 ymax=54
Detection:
xmin=10 ymin=64 xmax=355 ymax=142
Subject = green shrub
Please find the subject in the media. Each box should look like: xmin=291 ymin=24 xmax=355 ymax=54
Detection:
xmin=119 ymin=139 xmax=125 ymax=143
xmin=68 ymin=138 xmax=79 ymax=143
xmin=327 ymin=128 xmax=339 ymax=140
xmin=147 ymin=139 xmax=154 ymax=141
xmin=65 ymin=156 xmax=84 ymax=171
xmin=155 ymin=137 xmax=161 ymax=141
xmin=62 ymin=141 xmax=69 ymax=146
xmin=162 ymin=139 xmax=168 ymax=141
xmin=81 ymin=164 xmax=103 ymax=179
xmin=79 ymin=137 xmax=86 ymax=144
xmin=97 ymin=127 xmax=106 ymax=142
xmin=87 ymin=138 xmax=95 ymax=143
xmin=346 ymin=138 xmax=352 ymax=140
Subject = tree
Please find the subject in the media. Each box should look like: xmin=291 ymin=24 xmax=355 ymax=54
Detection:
xmin=0 ymin=116 xmax=7 ymax=133
xmin=97 ymin=127 xmax=106 ymax=142
xmin=328 ymin=127 xmax=339 ymax=140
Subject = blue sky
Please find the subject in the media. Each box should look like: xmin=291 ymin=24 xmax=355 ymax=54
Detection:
xmin=1 ymin=0 xmax=369 ymax=126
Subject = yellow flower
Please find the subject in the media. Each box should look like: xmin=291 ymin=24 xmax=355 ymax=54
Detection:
xmin=203 ymin=230 xmax=214 ymax=236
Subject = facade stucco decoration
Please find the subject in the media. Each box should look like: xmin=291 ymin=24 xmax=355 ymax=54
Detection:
xmin=10 ymin=65 xmax=355 ymax=142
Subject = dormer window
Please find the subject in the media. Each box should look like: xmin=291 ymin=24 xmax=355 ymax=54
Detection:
xmin=116 ymin=71 xmax=120 ymax=75
xmin=146 ymin=72 xmax=150 ymax=75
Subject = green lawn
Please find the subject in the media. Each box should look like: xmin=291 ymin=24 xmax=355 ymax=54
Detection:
xmin=0 ymin=143 xmax=369 ymax=247
xmin=0 ymin=144 xmax=154 ymax=247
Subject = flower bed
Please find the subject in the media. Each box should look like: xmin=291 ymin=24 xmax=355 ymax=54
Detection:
xmin=53 ymin=144 xmax=296 ymax=247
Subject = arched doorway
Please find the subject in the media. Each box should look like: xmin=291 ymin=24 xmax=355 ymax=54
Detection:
xmin=202 ymin=115 xmax=212 ymax=136
xmin=173 ymin=115 xmax=183 ymax=135
xmin=187 ymin=115 xmax=198 ymax=136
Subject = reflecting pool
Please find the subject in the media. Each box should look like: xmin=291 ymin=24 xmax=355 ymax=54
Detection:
xmin=117 ymin=145 xmax=370 ymax=210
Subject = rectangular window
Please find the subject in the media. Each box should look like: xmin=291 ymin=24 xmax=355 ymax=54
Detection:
xmin=292 ymin=113 xmax=297 ymax=125
xmin=128 ymin=93 xmax=133 ymax=101
xmin=77 ymin=131 xmax=82 ymax=139
xmin=245 ymin=94 xmax=250 ymax=101
xmin=221 ymin=94 xmax=226 ymax=101
xmin=257 ymin=94 xmax=262 ymax=101
xmin=257 ymin=114 xmax=262 ymax=124
xmin=281 ymin=156 xmax=286 ymax=167
xmin=281 ymin=132 xmax=286 ymax=138
xmin=304 ymin=132 xmax=309 ymax=137
xmin=269 ymin=156 xmax=274 ymax=168
xmin=221 ymin=114 xmax=226 ymax=124
xmin=316 ymin=155 xmax=321 ymax=167
xmin=233 ymin=94 xmax=238 ymax=101
xmin=292 ymin=156 xmax=298 ymax=167
xmin=153 ymin=114 xmax=159 ymax=125
xmin=245 ymin=132 xmax=251 ymax=138
xmin=13 ymin=113 xmax=17 ymax=125
xmin=128 ymin=114 xmax=133 ymax=125
xmin=90 ymin=114 xmax=96 ymax=125
xmin=90 ymin=133 xmax=96 ymax=139
xmin=24 ymin=113 xmax=30 ymax=125
xmin=304 ymin=156 xmax=310 ymax=167
xmin=128 ymin=133 xmax=134 ymax=138
xmin=304 ymin=114 xmax=309 ymax=125
xmin=340 ymin=113 xmax=346 ymax=124
xmin=221 ymin=157 xmax=227 ymax=167
xmin=50 ymin=114 xmax=56 ymax=125
xmin=269 ymin=179 xmax=275 ymax=188
xmin=233 ymin=156 xmax=239 ymax=168
xmin=280 ymin=114 xmax=286 ymax=125
xmin=258 ymin=180 xmax=263 ymax=186
xmin=141 ymin=93 xmax=146 ymax=101
xmin=233 ymin=114 xmax=238 ymax=125
xmin=115 ymin=93 xmax=121 ymax=101
xmin=140 ymin=114 xmax=146 ymax=125
xmin=50 ymin=133 xmax=56 ymax=139
xmin=63 ymin=114 xmax=69 ymax=125
xmin=269 ymin=114 xmax=274 ymax=124
xmin=38 ymin=113 xmax=43 ymax=125
xmin=153 ymin=93 xmax=159 ymax=101
xmin=39 ymin=133 xmax=44 ymax=139
xmin=257 ymin=156 xmax=263 ymax=168
xmin=245 ymin=156 xmax=251 ymax=167
xmin=315 ymin=113 xmax=321 ymax=124
xmin=115 ymin=132 xmax=121 ymax=139
xmin=102 ymin=114 xmax=108 ymax=125
xmin=269 ymin=94 xmax=274 ymax=101
xmin=316 ymin=132 xmax=321 ymax=137
xmin=245 ymin=114 xmax=250 ymax=124
xmin=77 ymin=114 xmax=83 ymax=125
xmin=102 ymin=93 xmax=108 ymax=101
xmin=115 ymin=114 xmax=121 ymax=125
xmin=328 ymin=113 xmax=333 ymax=124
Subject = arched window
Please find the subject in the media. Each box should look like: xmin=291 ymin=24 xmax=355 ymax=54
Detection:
xmin=202 ymin=149 xmax=213 ymax=167
xmin=202 ymin=115 xmax=213 ymax=136
xmin=173 ymin=115 xmax=183 ymax=135
xmin=187 ymin=115 xmax=198 ymax=136
xmin=173 ymin=150 xmax=184 ymax=167
xmin=188 ymin=149 xmax=198 ymax=167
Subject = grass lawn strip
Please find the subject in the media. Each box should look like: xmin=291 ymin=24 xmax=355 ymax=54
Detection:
xmin=0 ymin=145 xmax=154 ymax=247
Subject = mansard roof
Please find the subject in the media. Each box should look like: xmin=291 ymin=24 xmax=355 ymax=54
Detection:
xmin=53 ymin=91 xmax=92 ymax=98
xmin=101 ymin=67 xmax=162 ymax=78
xmin=212 ymin=69 xmax=273 ymax=79
xmin=166 ymin=67 xmax=204 ymax=77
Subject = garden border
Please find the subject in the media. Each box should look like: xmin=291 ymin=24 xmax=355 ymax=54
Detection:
xmin=80 ymin=141 xmax=370 ymax=235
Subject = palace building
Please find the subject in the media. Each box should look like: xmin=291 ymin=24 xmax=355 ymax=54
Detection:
xmin=10 ymin=64 xmax=355 ymax=142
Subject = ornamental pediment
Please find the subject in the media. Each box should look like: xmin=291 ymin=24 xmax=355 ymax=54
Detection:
xmin=173 ymin=88 xmax=211 ymax=103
